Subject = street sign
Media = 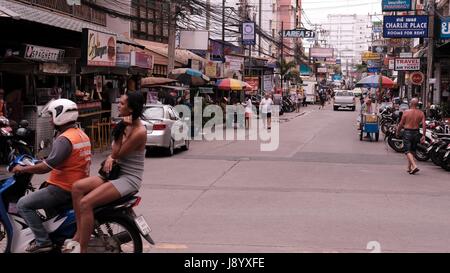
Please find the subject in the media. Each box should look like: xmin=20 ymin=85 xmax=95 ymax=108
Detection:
xmin=382 ymin=0 xmax=412 ymax=11
xmin=242 ymin=22 xmax=256 ymax=45
xmin=336 ymin=59 xmax=341 ymax=65
xmin=410 ymin=72 xmax=424 ymax=85
xmin=440 ymin=17 xmax=450 ymax=39
xmin=362 ymin=51 xmax=381 ymax=61
xmin=282 ymin=29 xmax=315 ymax=38
xmin=395 ymin=58 xmax=420 ymax=71
xmin=383 ymin=16 xmax=429 ymax=38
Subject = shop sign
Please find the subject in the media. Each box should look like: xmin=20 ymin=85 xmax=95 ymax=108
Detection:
xmin=317 ymin=67 xmax=327 ymax=73
xmin=242 ymin=22 xmax=256 ymax=45
xmin=368 ymin=67 xmax=380 ymax=73
xmin=382 ymin=0 xmax=412 ymax=11
xmin=82 ymin=28 xmax=117 ymax=67
xmin=116 ymin=52 xmax=131 ymax=68
xmin=440 ymin=17 xmax=450 ymax=39
xmin=244 ymin=77 xmax=259 ymax=92
xmin=362 ymin=51 xmax=381 ymax=61
xmin=225 ymin=55 xmax=244 ymax=72
xmin=389 ymin=59 xmax=395 ymax=70
xmin=24 ymin=44 xmax=65 ymax=62
xmin=399 ymin=52 xmax=413 ymax=58
xmin=410 ymin=71 xmax=424 ymax=85
xmin=263 ymin=75 xmax=273 ymax=92
xmin=395 ymin=58 xmax=420 ymax=71
xmin=205 ymin=61 xmax=222 ymax=78
xmin=310 ymin=48 xmax=334 ymax=58
xmin=40 ymin=63 xmax=71 ymax=74
xmin=131 ymin=51 xmax=153 ymax=69
xmin=383 ymin=16 xmax=429 ymax=38
xmin=282 ymin=29 xmax=315 ymax=38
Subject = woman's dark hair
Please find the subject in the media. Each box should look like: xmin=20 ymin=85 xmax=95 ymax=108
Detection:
xmin=112 ymin=91 xmax=145 ymax=141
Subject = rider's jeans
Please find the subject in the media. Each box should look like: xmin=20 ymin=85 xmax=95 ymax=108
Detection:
xmin=17 ymin=184 xmax=72 ymax=246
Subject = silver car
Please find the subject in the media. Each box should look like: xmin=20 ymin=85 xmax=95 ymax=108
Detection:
xmin=142 ymin=104 xmax=190 ymax=156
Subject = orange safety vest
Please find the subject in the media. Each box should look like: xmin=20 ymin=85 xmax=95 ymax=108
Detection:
xmin=47 ymin=128 xmax=91 ymax=192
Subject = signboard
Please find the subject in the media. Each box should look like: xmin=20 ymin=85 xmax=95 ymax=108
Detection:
xmin=225 ymin=55 xmax=244 ymax=72
xmin=317 ymin=67 xmax=327 ymax=73
xmin=368 ymin=67 xmax=380 ymax=73
xmin=325 ymin=58 xmax=336 ymax=65
xmin=310 ymin=48 xmax=334 ymax=58
xmin=131 ymin=51 xmax=153 ymax=69
xmin=399 ymin=52 xmax=413 ymax=58
xmin=382 ymin=0 xmax=412 ymax=11
xmin=82 ymin=28 xmax=117 ymax=67
xmin=367 ymin=60 xmax=382 ymax=68
xmin=282 ymin=29 xmax=315 ymax=38
xmin=440 ymin=17 xmax=450 ymax=39
xmin=336 ymin=59 xmax=341 ymax=65
xmin=332 ymin=74 xmax=342 ymax=81
xmin=179 ymin=30 xmax=209 ymax=50
xmin=383 ymin=16 xmax=429 ymax=38
xmin=242 ymin=22 xmax=256 ymax=45
xmin=40 ymin=63 xmax=71 ymax=74
xmin=371 ymin=46 xmax=387 ymax=53
xmin=24 ymin=44 xmax=65 ymax=62
xmin=410 ymin=71 xmax=424 ymax=85
xmin=116 ymin=52 xmax=131 ymax=68
xmin=263 ymin=75 xmax=273 ymax=92
xmin=362 ymin=51 xmax=381 ymax=61
xmin=395 ymin=58 xmax=420 ymax=71
xmin=244 ymin=77 xmax=259 ymax=92
xmin=389 ymin=59 xmax=395 ymax=70
xmin=205 ymin=61 xmax=222 ymax=78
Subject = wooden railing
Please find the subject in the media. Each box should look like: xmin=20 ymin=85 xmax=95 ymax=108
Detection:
xmin=19 ymin=0 xmax=106 ymax=26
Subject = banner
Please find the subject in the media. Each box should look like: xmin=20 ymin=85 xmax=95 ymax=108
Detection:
xmin=310 ymin=48 xmax=334 ymax=58
xmin=82 ymin=28 xmax=117 ymax=67
xmin=383 ymin=16 xmax=429 ymax=38
xmin=263 ymin=75 xmax=273 ymax=92
xmin=244 ymin=77 xmax=259 ymax=92
xmin=440 ymin=17 xmax=450 ymax=39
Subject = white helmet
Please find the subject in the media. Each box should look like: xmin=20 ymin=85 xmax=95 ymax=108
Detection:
xmin=46 ymin=99 xmax=79 ymax=126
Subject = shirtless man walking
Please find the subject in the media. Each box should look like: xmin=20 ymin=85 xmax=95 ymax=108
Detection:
xmin=396 ymin=98 xmax=426 ymax=175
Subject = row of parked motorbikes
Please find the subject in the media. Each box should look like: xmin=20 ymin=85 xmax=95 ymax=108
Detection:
xmin=380 ymin=104 xmax=450 ymax=171
xmin=250 ymin=94 xmax=299 ymax=115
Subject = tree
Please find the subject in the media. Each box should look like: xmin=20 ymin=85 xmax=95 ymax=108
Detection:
xmin=276 ymin=59 xmax=297 ymax=82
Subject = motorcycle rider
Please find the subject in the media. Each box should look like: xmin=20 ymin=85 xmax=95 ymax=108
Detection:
xmin=11 ymin=99 xmax=91 ymax=253
xmin=0 ymin=88 xmax=7 ymax=117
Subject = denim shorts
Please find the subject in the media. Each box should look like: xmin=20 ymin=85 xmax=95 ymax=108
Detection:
xmin=403 ymin=129 xmax=420 ymax=154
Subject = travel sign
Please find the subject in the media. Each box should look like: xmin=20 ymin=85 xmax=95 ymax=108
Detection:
xmin=382 ymin=0 xmax=412 ymax=11
xmin=383 ymin=16 xmax=429 ymax=38
xmin=282 ymin=29 xmax=316 ymax=38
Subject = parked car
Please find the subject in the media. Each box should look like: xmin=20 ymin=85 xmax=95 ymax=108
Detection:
xmin=333 ymin=90 xmax=356 ymax=111
xmin=142 ymin=104 xmax=189 ymax=156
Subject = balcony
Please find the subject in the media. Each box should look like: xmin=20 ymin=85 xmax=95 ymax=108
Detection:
xmin=18 ymin=0 xmax=106 ymax=26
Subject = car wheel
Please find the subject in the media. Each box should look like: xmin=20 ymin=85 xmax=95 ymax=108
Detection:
xmin=181 ymin=140 xmax=190 ymax=151
xmin=166 ymin=139 xmax=174 ymax=156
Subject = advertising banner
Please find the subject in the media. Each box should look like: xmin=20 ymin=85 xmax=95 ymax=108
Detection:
xmin=395 ymin=58 xmax=420 ymax=71
xmin=383 ymin=16 xmax=429 ymax=38
xmin=263 ymin=75 xmax=273 ymax=92
xmin=440 ymin=17 xmax=450 ymax=39
xmin=82 ymin=28 xmax=117 ymax=67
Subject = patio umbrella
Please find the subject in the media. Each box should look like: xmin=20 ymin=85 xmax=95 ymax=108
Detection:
xmin=141 ymin=77 xmax=178 ymax=87
xmin=216 ymin=78 xmax=252 ymax=91
xmin=355 ymin=75 xmax=395 ymax=88
xmin=168 ymin=68 xmax=210 ymax=86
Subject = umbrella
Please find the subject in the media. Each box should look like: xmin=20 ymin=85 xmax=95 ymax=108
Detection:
xmin=141 ymin=77 xmax=178 ymax=87
xmin=216 ymin=78 xmax=252 ymax=91
xmin=355 ymin=75 xmax=395 ymax=88
xmin=168 ymin=68 xmax=210 ymax=86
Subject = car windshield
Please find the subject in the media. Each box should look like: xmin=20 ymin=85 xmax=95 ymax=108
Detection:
xmin=143 ymin=107 xmax=164 ymax=120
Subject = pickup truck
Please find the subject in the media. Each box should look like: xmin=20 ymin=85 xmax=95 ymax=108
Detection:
xmin=333 ymin=90 xmax=355 ymax=111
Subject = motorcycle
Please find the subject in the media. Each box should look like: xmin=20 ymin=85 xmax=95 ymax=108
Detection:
xmin=0 ymin=154 xmax=155 ymax=253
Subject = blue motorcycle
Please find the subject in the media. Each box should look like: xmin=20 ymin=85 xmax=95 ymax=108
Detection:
xmin=0 ymin=154 xmax=154 ymax=253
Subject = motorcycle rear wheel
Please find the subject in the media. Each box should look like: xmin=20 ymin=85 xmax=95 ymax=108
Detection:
xmin=415 ymin=144 xmax=430 ymax=162
xmin=388 ymin=137 xmax=404 ymax=153
xmin=0 ymin=220 xmax=10 ymax=253
xmin=91 ymin=217 xmax=143 ymax=253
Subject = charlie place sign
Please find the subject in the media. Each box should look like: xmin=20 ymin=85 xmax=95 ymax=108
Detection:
xmin=394 ymin=58 xmax=420 ymax=71
xmin=410 ymin=71 xmax=424 ymax=85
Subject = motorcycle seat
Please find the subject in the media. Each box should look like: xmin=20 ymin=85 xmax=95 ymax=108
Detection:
xmin=94 ymin=192 xmax=138 ymax=212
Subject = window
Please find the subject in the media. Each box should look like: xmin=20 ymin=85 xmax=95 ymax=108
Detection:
xmin=143 ymin=107 xmax=164 ymax=120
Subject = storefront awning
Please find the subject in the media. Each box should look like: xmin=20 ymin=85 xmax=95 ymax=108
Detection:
xmin=0 ymin=0 xmax=142 ymax=48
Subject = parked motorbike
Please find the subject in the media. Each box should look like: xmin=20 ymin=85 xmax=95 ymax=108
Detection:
xmin=0 ymin=118 xmax=33 ymax=164
xmin=0 ymin=154 xmax=155 ymax=253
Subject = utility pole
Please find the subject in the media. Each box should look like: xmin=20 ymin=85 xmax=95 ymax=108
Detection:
xmin=168 ymin=0 xmax=176 ymax=74
xmin=280 ymin=21 xmax=284 ymax=93
xmin=425 ymin=0 xmax=435 ymax=109
xmin=206 ymin=0 xmax=211 ymax=32
xmin=222 ymin=0 xmax=226 ymax=63
xmin=258 ymin=0 xmax=262 ymax=56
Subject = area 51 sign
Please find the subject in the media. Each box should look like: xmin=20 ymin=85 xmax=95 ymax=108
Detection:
xmin=282 ymin=29 xmax=315 ymax=38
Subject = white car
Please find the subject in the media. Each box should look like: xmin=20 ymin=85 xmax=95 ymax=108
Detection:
xmin=142 ymin=104 xmax=190 ymax=156
xmin=333 ymin=90 xmax=356 ymax=111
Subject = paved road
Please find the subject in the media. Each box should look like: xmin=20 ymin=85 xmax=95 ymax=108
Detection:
xmin=14 ymin=103 xmax=450 ymax=253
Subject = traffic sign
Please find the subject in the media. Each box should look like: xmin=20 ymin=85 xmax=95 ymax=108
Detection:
xmin=410 ymin=71 xmax=424 ymax=85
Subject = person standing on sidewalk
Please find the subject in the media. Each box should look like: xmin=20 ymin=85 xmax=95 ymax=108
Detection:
xmin=260 ymin=93 xmax=273 ymax=130
xmin=242 ymin=95 xmax=253 ymax=129
xmin=396 ymin=98 xmax=426 ymax=175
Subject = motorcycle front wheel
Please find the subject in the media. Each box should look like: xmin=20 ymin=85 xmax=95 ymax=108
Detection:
xmin=90 ymin=217 xmax=143 ymax=253
xmin=0 ymin=220 xmax=10 ymax=253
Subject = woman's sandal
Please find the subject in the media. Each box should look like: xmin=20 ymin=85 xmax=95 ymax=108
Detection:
xmin=62 ymin=240 xmax=80 ymax=253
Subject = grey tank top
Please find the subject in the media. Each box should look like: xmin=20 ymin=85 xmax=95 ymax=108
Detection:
xmin=118 ymin=149 xmax=145 ymax=180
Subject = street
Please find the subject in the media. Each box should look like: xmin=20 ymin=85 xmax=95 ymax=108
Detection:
xmin=25 ymin=103 xmax=448 ymax=253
